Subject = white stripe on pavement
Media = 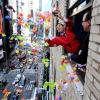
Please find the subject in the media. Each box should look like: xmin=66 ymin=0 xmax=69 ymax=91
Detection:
xmin=25 ymin=84 xmax=33 ymax=91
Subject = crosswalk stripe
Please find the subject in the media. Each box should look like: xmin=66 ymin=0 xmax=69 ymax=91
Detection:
xmin=24 ymin=69 xmax=35 ymax=74
xmin=25 ymin=84 xmax=33 ymax=91
xmin=28 ymin=84 xmax=33 ymax=90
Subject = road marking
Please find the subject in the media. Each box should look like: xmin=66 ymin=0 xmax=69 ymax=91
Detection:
xmin=24 ymin=69 xmax=35 ymax=74
xmin=24 ymin=84 xmax=33 ymax=91
xmin=9 ymin=69 xmax=20 ymax=74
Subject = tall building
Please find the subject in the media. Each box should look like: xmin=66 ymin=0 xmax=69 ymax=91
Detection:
xmin=0 ymin=1 xmax=4 ymax=61
xmin=0 ymin=0 xmax=10 ymax=63
xmin=0 ymin=0 xmax=16 ymax=64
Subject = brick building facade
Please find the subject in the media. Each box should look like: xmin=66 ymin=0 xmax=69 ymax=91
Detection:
xmin=84 ymin=0 xmax=100 ymax=100
xmin=50 ymin=0 xmax=100 ymax=100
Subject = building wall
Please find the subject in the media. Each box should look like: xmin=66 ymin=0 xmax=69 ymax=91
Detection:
xmin=49 ymin=0 xmax=67 ymax=100
xmin=50 ymin=0 xmax=100 ymax=100
xmin=83 ymin=0 xmax=100 ymax=100
xmin=49 ymin=46 xmax=63 ymax=100
xmin=50 ymin=0 xmax=79 ymax=100
xmin=58 ymin=0 xmax=67 ymax=17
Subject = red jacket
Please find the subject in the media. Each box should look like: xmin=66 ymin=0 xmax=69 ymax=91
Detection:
xmin=45 ymin=18 xmax=80 ymax=53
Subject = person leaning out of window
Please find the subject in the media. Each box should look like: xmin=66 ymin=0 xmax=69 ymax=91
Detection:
xmin=45 ymin=10 xmax=80 ymax=54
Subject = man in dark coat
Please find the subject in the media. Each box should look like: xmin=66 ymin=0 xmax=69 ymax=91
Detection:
xmin=71 ymin=11 xmax=91 ymax=64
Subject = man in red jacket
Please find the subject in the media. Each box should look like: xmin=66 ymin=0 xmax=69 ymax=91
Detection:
xmin=45 ymin=11 xmax=80 ymax=54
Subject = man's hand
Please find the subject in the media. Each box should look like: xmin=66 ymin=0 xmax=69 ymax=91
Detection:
xmin=44 ymin=37 xmax=49 ymax=41
xmin=52 ymin=10 xmax=63 ymax=20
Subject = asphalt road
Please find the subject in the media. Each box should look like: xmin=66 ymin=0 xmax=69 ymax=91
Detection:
xmin=0 ymin=63 xmax=36 ymax=100
xmin=0 ymin=52 xmax=44 ymax=100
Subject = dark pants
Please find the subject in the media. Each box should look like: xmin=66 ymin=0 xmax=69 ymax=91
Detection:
xmin=71 ymin=50 xmax=88 ymax=64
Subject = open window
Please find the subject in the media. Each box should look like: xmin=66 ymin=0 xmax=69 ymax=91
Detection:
xmin=68 ymin=0 xmax=92 ymax=84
